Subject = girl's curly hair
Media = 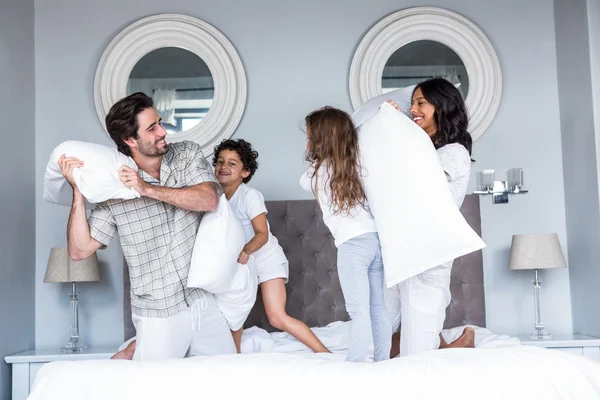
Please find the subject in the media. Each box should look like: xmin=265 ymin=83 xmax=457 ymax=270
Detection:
xmin=212 ymin=139 xmax=259 ymax=183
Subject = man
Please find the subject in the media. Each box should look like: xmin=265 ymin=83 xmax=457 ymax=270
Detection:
xmin=60 ymin=92 xmax=236 ymax=361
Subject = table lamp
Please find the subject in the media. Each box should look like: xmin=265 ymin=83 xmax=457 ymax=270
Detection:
xmin=509 ymin=234 xmax=567 ymax=340
xmin=44 ymin=248 xmax=101 ymax=352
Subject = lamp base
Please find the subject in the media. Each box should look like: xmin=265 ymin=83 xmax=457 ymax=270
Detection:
xmin=529 ymin=327 xmax=552 ymax=341
xmin=62 ymin=282 xmax=89 ymax=353
xmin=529 ymin=270 xmax=552 ymax=341
xmin=61 ymin=339 xmax=88 ymax=353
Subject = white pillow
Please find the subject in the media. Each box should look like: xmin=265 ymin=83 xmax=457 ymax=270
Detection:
xmin=351 ymin=83 xmax=461 ymax=128
xmin=358 ymin=101 xmax=486 ymax=288
xmin=214 ymin=258 xmax=258 ymax=331
xmin=43 ymin=140 xmax=140 ymax=207
xmin=187 ymin=193 xmax=246 ymax=293
xmin=351 ymin=85 xmax=415 ymax=128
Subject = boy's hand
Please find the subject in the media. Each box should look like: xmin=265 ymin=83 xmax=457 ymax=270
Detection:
xmin=237 ymin=249 xmax=249 ymax=265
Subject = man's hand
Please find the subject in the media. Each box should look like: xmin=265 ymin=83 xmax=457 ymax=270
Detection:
xmin=118 ymin=165 xmax=150 ymax=196
xmin=58 ymin=154 xmax=84 ymax=188
xmin=237 ymin=249 xmax=249 ymax=265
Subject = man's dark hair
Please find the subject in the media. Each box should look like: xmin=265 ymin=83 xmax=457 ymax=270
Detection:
xmin=105 ymin=92 xmax=154 ymax=157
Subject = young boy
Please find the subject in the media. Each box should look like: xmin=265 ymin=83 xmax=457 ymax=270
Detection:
xmin=213 ymin=139 xmax=329 ymax=353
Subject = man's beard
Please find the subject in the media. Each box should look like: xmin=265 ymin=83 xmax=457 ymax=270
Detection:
xmin=136 ymin=139 xmax=168 ymax=157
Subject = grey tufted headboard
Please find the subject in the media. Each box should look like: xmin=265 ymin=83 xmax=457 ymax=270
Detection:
xmin=123 ymin=195 xmax=485 ymax=341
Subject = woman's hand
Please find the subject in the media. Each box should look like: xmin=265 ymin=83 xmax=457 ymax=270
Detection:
xmin=386 ymin=100 xmax=402 ymax=112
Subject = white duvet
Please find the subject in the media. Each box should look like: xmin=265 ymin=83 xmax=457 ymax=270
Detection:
xmin=30 ymin=323 xmax=600 ymax=400
xmin=240 ymin=322 xmax=520 ymax=356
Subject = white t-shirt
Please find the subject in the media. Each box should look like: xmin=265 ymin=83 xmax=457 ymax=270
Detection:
xmin=300 ymin=164 xmax=378 ymax=248
xmin=437 ymin=143 xmax=471 ymax=208
xmin=228 ymin=184 xmax=288 ymax=266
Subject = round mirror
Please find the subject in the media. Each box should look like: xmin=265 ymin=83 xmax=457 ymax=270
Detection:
xmin=349 ymin=7 xmax=502 ymax=141
xmin=94 ymin=14 xmax=247 ymax=155
xmin=382 ymin=40 xmax=469 ymax=98
xmin=127 ymin=47 xmax=214 ymax=135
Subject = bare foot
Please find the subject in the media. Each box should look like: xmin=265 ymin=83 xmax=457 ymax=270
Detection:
xmin=389 ymin=327 xmax=475 ymax=358
xmin=111 ymin=339 xmax=136 ymax=360
xmin=440 ymin=327 xmax=475 ymax=349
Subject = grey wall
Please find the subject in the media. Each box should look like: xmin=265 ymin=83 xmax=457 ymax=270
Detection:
xmin=35 ymin=0 xmax=573 ymax=349
xmin=591 ymin=1 xmax=600 ymax=198
xmin=586 ymin=0 xmax=600 ymax=338
xmin=554 ymin=0 xmax=600 ymax=337
xmin=0 ymin=0 xmax=36 ymax=397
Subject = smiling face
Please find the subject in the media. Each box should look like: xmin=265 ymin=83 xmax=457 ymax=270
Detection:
xmin=125 ymin=107 xmax=169 ymax=157
xmin=409 ymin=87 xmax=437 ymax=136
xmin=214 ymin=149 xmax=250 ymax=189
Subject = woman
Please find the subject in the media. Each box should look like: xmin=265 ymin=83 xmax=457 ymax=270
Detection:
xmin=386 ymin=77 xmax=475 ymax=358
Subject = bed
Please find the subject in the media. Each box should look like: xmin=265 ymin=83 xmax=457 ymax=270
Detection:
xmin=29 ymin=196 xmax=600 ymax=400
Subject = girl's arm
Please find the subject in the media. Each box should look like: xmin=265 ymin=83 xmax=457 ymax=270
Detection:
xmin=237 ymin=213 xmax=269 ymax=264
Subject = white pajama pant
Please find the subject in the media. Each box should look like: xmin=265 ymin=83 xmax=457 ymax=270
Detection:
xmin=385 ymin=263 xmax=452 ymax=357
xmin=131 ymin=292 xmax=236 ymax=361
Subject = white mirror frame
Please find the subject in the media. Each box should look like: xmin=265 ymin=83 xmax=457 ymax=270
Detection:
xmin=94 ymin=14 xmax=247 ymax=154
xmin=349 ymin=7 xmax=502 ymax=141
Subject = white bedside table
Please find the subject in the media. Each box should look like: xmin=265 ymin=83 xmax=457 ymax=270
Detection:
xmin=4 ymin=348 xmax=116 ymax=400
xmin=519 ymin=334 xmax=600 ymax=361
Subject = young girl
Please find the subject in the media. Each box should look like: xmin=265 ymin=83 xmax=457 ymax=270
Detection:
xmin=213 ymin=139 xmax=330 ymax=353
xmin=300 ymin=107 xmax=391 ymax=363
xmin=386 ymin=77 xmax=475 ymax=358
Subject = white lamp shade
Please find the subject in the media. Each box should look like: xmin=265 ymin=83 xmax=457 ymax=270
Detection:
xmin=509 ymin=234 xmax=567 ymax=270
xmin=44 ymin=248 xmax=101 ymax=283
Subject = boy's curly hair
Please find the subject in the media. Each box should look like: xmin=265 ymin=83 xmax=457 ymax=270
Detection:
xmin=212 ymin=139 xmax=259 ymax=183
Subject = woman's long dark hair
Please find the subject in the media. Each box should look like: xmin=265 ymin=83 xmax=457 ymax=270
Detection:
xmin=414 ymin=78 xmax=473 ymax=157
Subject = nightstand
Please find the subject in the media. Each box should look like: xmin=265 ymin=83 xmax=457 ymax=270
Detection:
xmin=519 ymin=334 xmax=600 ymax=361
xmin=4 ymin=347 xmax=116 ymax=400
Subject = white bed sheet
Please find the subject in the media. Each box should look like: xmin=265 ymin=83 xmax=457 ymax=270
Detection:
xmin=30 ymin=323 xmax=600 ymax=400
xmin=240 ymin=321 xmax=521 ymax=356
